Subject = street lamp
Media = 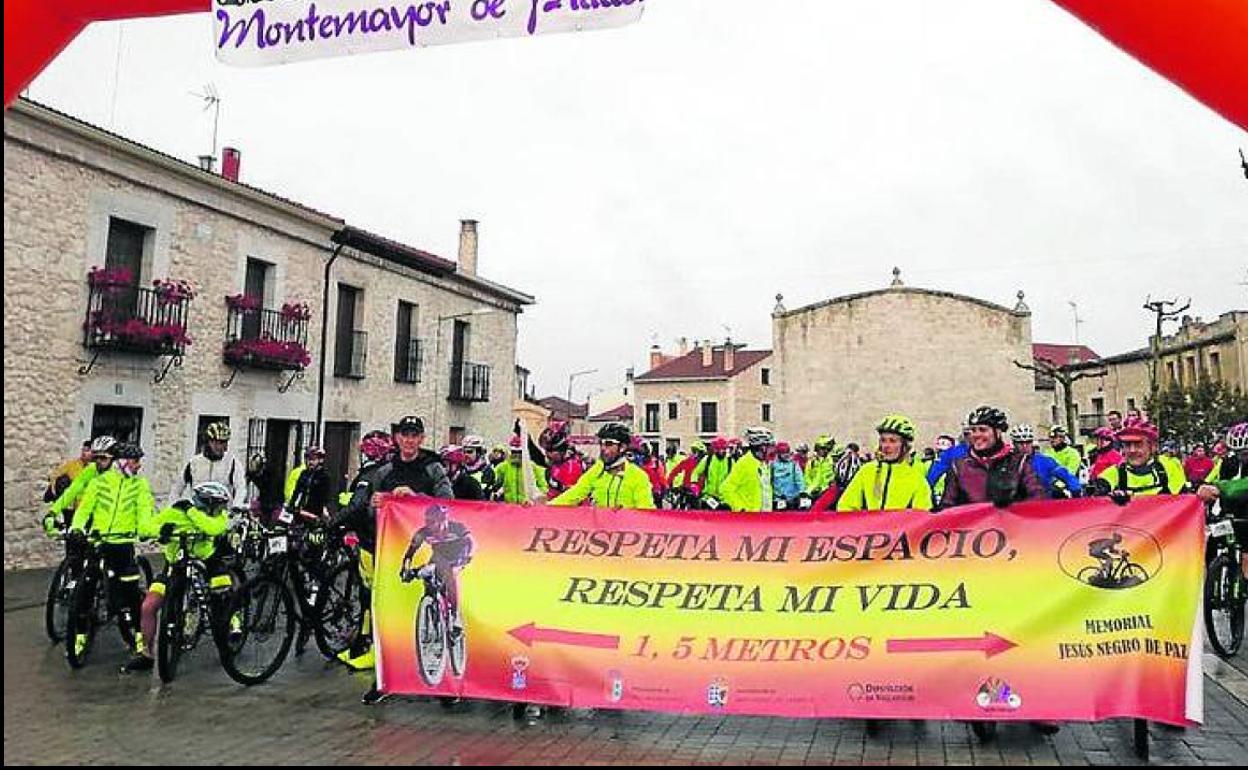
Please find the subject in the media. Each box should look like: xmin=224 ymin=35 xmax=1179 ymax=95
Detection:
xmin=567 ymin=368 xmax=598 ymax=405
xmin=432 ymin=307 xmax=497 ymax=443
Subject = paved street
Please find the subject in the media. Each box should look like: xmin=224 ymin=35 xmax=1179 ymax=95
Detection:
xmin=5 ymin=567 xmax=1248 ymax=766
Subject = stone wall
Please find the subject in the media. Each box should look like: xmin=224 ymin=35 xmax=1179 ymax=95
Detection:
xmin=773 ymin=287 xmax=1049 ymax=448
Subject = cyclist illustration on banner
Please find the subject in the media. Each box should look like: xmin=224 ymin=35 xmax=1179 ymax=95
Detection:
xmin=399 ymin=503 xmax=474 ymax=686
xmin=1082 ymin=531 xmax=1151 ymax=590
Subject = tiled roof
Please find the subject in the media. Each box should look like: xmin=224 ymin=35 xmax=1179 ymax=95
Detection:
xmin=1032 ymin=343 xmax=1101 ymax=366
xmin=635 ymin=347 xmax=771 ymax=382
xmin=588 ymin=403 xmax=635 ymax=421
xmin=537 ymin=396 xmax=589 ymax=419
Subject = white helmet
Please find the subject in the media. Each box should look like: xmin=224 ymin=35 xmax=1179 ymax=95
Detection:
xmin=90 ymin=435 xmax=118 ymax=455
xmin=1009 ymin=424 xmax=1036 ymax=443
xmin=744 ymin=427 xmax=774 ymax=448
xmin=462 ymin=435 xmax=486 ymax=451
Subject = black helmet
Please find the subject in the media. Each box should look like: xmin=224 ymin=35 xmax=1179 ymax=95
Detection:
xmin=966 ymin=405 xmax=1009 ymax=432
xmin=113 ymin=442 xmax=144 ymax=460
xmin=391 ymin=415 xmax=425 ymax=435
xmin=596 ymin=422 xmax=632 ymax=445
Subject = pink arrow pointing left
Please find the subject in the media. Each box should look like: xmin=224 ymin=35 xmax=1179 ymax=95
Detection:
xmin=508 ymin=622 xmax=621 ymax=650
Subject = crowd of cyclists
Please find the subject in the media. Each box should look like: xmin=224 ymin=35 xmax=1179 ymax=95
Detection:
xmin=38 ymin=402 xmax=1248 ymax=729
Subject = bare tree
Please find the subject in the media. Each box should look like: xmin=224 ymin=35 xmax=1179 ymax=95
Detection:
xmin=1014 ymin=358 xmax=1108 ymax=436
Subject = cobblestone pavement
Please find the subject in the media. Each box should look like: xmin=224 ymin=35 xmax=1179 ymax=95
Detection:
xmin=5 ymin=568 xmax=1247 ymax=766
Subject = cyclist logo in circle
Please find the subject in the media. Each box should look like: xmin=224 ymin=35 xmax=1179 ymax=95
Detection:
xmin=1058 ymin=525 xmax=1161 ymax=591
xmin=400 ymin=503 xmax=475 ymax=686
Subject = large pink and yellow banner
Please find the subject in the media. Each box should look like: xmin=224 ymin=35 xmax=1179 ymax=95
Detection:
xmin=374 ymin=495 xmax=1204 ymax=725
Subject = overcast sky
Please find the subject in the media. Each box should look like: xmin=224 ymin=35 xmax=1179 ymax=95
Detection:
xmin=26 ymin=0 xmax=1248 ymax=403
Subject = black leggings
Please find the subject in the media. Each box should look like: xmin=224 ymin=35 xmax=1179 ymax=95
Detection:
xmin=100 ymin=544 xmax=143 ymax=641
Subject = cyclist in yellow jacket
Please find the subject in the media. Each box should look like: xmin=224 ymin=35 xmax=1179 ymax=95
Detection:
xmin=837 ymin=415 xmax=933 ymax=512
xmin=1091 ymin=420 xmax=1186 ymax=501
xmin=551 ymin=423 xmax=654 ymax=510
xmin=720 ymin=428 xmax=776 ymax=512
xmin=66 ymin=442 xmax=154 ymax=663
xmin=46 ymin=435 xmax=118 ymax=533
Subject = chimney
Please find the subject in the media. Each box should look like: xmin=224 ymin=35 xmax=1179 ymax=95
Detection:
xmin=649 ymin=344 xmax=663 ymax=370
xmin=197 ymin=154 xmax=215 ymax=173
xmin=701 ymin=341 xmax=713 ymax=368
xmin=724 ymin=343 xmax=735 ymax=372
xmin=678 ymin=337 xmax=689 ymax=356
xmin=458 ymin=219 xmax=479 ymax=277
xmin=222 ymin=147 xmax=241 ymax=182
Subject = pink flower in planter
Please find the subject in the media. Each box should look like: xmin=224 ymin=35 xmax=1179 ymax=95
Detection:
xmin=88 ymin=266 xmax=135 ymax=287
xmin=225 ymin=293 xmax=263 ymax=313
xmin=153 ymin=278 xmax=195 ymax=305
xmin=280 ymin=301 xmax=312 ymax=322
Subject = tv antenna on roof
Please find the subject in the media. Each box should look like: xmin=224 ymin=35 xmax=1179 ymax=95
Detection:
xmin=190 ymin=83 xmax=222 ymax=163
xmin=1068 ymin=301 xmax=1085 ymax=345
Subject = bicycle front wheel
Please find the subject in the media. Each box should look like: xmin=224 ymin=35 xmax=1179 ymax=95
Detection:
xmin=157 ymin=572 xmax=189 ymax=684
xmin=220 ymin=575 xmax=297 ymax=686
xmin=63 ymin=570 xmax=98 ymax=669
xmin=415 ymin=594 xmax=447 ymax=686
xmin=45 ymin=560 xmax=70 ymax=643
xmin=1205 ymin=554 xmax=1245 ymax=658
xmin=313 ymin=560 xmax=363 ymax=661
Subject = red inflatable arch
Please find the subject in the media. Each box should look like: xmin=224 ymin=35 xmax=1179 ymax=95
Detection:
xmin=3 ymin=0 xmax=1246 ymax=131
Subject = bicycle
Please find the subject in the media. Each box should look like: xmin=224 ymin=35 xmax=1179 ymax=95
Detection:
xmin=400 ymin=564 xmax=466 ymax=686
xmin=312 ymin=529 xmax=366 ymax=660
xmin=62 ymin=534 xmax=153 ymax=669
xmin=155 ymin=531 xmax=295 ymax=685
xmin=1205 ymin=503 xmax=1245 ymax=658
xmin=1078 ymin=550 xmax=1149 ymax=588
xmin=255 ymin=514 xmax=346 ymax=655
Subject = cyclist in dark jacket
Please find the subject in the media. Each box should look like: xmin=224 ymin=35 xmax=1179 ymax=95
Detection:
xmin=940 ymin=406 xmax=1046 ymax=509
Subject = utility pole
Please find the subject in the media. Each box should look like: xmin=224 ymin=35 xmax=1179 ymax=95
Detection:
xmin=1142 ymin=296 xmax=1191 ymax=396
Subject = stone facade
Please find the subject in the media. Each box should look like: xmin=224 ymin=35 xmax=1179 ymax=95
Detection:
xmin=4 ymin=100 xmax=531 ymax=569
xmin=1063 ymin=311 xmax=1248 ymax=434
xmin=772 ymin=285 xmax=1050 ymax=448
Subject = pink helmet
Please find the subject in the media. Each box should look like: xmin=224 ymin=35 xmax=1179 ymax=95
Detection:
xmin=508 ymin=435 xmax=523 ymax=451
xmin=709 ymin=437 xmax=730 ymax=453
xmin=1116 ymin=420 xmax=1159 ymax=444
xmin=359 ymin=430 xmax=394 ymax=463
xmin=1224 ymin=422 xmax=1248 ymax=451
xmin=775 ymin=441 xmax=791 ymax=454
xmin=440 ymin=445 xmax=468 ymax=467
xmin=1093 ymin=427 xmax=1116 ymax=441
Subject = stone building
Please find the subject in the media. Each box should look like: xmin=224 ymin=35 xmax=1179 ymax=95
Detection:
xmin=4 ymin=99 xmax=532 ymax=568
xmin=771 ymin=272 xmax=1049 ymax=448
xmin=633 ymin=341 xmax=775 ymax=455
xmin=1062 ymin=311 xmax=1248 ymax=434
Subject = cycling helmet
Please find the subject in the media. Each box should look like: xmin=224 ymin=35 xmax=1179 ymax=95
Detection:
xmin=191 ymin=481 xmax=232 ymax=513
xmin=709 ymin=437 xmax=730 ymax=453
xmin=1116 ymin=420 xmax=1159 ymax=444
xmin=90 ymin=435 xmax=118 ymax=455
xmin=1227 ymin=423 xmax=1248 ymax=452
xmin=204 ymin=421 xmax=231 ymax=442
xmin=1049 ymin=425 xmax=1068 ymax=437
xmin=597 ymin=422 xmax=632 ymax=445
xmin=359 ymin=430 xmax=394 ymax=463
xmin=690 ymin=440 xmax=707 ymax=455
xmin=440 ymin=445 xmax=468 ymax=466
xmin=813 ymin=435 xmax=835 ymax=452
xmin=776 ymin=441 xmax=791 ymax=454
xmin=463 ymin=435 xmax=486 ymax=451
xmin=508 ymin=435 xmax=524 ymax=451
xmin=539 ymin=421 xmax=571 ymax=453
xmin=304 ymin=445 xmax=326 ymax=460
xmin=113 ymin=442 xmax=144 ymax=460
xmin=1093 ymin=427 xmax=1116 ymax=441
xmin=876 ymin=414 xmax=916 ymax=442
xmin=1009 ymin=424 xmax=1036 ymax=443
xmin=744 ymin=427 xmax=774 ymax=448
xmin=966 ymin=405 xmax=1009 ymax=432
xmin=795 ymin=443 xmax=810 ymax=454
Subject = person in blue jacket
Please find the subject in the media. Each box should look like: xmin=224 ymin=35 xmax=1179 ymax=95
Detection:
xmin=770 ymin=442 xmax=806 ymax=510
xmin=1010 ymin=424 xmax=1082 ymax=498
xmin=926 ymin=431 xmax=968 ymax=488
